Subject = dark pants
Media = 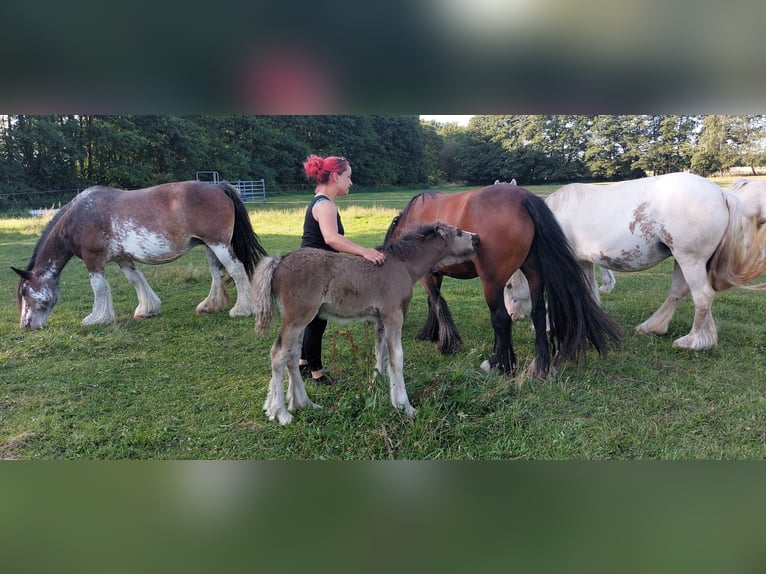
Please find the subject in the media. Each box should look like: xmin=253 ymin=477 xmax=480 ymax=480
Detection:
xmin=301 ymin=315 xmax=327 ymax=371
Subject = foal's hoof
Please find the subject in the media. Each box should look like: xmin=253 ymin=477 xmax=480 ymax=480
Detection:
xmin=265 ymin=408 xmax=293 ymax=425
xmin=401 ymin=404 xmax=417 ymax=418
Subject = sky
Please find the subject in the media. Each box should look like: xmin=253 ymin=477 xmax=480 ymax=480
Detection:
xmin=419 ymin=115 xmax=474 ymax=126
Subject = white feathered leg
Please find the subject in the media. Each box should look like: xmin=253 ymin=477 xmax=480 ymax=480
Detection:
xmin=196 ymin=246 xmax=230 ymax=315
xmin=119 ymin=263 xmax=161 ymax=318
xmin=207 ymin=244 xmax=254 ymax=317
xmin=82 ymin=272 xmax=116 ymax=325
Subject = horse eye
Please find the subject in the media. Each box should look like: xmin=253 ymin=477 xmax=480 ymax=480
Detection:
xmin=457 ymin=230 xmax=463 ymax=236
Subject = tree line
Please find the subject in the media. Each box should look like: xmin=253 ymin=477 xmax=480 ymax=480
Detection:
xmin=1 ymin=114 xmax=764 ymax=212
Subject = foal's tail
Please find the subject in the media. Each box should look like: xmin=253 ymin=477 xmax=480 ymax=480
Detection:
xmin=707 ymin=191 xmax=766 ymax=291
xmin=221 ymin=183 xmax=268 ymax=278
xmin=523 ymin=194 xmax=623 ymax=367
xmin=252 ymin=255 xmax=281 ymax=334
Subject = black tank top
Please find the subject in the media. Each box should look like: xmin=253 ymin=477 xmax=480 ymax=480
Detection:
xmin=301 ymin=195 xmax=344 ymax=251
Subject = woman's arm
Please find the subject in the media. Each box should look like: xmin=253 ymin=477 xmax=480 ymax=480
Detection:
xmin=314 ymin=200 xmax=385 ymax=264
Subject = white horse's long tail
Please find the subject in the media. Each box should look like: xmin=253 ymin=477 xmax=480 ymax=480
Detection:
xmin=708 ymin=192 xmax=766 ymax=291
xmin=251 ymin=255 xmax=281 ymax=334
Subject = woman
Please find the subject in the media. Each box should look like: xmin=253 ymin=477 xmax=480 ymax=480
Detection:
xmin=299 ymin=155 xmax=386 ymax=385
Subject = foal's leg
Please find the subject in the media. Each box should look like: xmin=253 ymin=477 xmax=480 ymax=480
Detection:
xmin=118 ymin=263 xmax=161 ymax=319
xmin=263 ymin=327 xmax=295 ymax=425
xmin=373 ymin=319 xmax=389 ymax=379
xmin=383 ymin=313 xmax=416 ymax=417
xmin=285 ymin=328 xmax=318 ymax=412
xmin=636 ymin=260 xmax=691 ymax=338
xmin=205 ymin=244 xmax=255 ymax=317
xmin=196 ymin=246 xmax=230 ymax=315
xmin=82 ymin=271 xmax=116 ymax=325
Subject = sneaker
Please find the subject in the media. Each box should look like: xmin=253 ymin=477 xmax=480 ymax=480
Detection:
xmin=299 ymin=364 xmax=312 ymax=379
xmin=311 ymin=372 xmax=341 ymax=386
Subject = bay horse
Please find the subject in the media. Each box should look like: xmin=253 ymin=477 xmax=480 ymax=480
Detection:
xmin=252 ymin=222 xmax=479 ymax=425
xmin=384 ymin=184 xmax=623 ymax=378
xmin=13 ymin=181 xmax=267 ymax=329
xmin=505 ymin=173 xmax=766 ymax=349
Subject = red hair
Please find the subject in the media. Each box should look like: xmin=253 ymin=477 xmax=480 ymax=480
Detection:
xmin=303 ymin=155 xmax=349 ymax=184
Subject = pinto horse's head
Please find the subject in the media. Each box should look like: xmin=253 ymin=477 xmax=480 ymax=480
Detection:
xmin=12 ymin=267 xmax=60 ymax=330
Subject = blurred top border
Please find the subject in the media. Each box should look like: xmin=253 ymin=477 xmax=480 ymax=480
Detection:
xmin=3 ymin=0 xmax=766 ymax=114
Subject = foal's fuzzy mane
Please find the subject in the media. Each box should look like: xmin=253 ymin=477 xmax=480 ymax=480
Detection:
xmin=380 ymin=223 xmax=442 ymax=259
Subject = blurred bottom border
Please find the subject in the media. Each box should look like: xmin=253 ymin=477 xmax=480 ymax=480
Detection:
xmin=1 ymin=461 xmax=764 ymax=574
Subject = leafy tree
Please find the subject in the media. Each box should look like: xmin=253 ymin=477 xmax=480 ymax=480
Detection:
xmin=631 ymin=115 xmax=698 ymax=175
xmin=725 ymin=115 xmax=766 ymax=174
xmin=691 ymin=115 xmax=728 ymax=176
xmin=584 ymin=115 xmax=640 ymax=180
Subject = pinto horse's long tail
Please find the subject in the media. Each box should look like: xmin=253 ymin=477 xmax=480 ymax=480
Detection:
xmin=522 ymin=194 xmax=623 ymax=366
xmin=252 ymin=255 xmax=281 ymax=334
xmin=708 ymin=191 xmax=766 ymax=291
xmin=221 ymin=183 xmax=268 ymax=278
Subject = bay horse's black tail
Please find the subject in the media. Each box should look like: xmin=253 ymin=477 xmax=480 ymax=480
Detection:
xmin=522 ymin=194 xmax=623 ymax=368
xmin=221 ymin=183 xmax=268 ymax=278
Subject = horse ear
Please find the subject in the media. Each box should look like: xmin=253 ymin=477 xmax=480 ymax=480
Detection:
xmin=435 ymin=222 xmax=449 ymax=238
xmin=11 ymin=266 xmax=30 ymax=280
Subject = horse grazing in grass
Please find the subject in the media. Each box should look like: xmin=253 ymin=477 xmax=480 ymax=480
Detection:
xmin=252 ymin=222 xmax=479 ymax=425
xmin=505 ymin=173 xmax=766 ymax=349
xmin=384 ymin=184 xmax=623 ymax=378
xmin=13 ymin=181 xmax=267 ymax=329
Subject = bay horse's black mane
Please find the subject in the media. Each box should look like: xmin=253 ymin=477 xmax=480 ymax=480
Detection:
xmin=384 ymin=191 xmax=438 ymax=244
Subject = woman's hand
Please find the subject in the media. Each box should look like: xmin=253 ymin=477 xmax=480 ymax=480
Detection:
xmin=363 ymin=248 xmax=386 ymax=265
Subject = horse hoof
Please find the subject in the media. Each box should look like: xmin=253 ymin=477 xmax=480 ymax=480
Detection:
xmin=672 ymin=334 xmax=716 ymax=351
xmin=134 ymin=311 xmax=160 ymax=319
xmin=81 ymin=315 xmax=115 ymax=326
xmin=228 ymin=306 xmax=254 ymax=318
xmin=265 ymin=407 xmax=293 ymax=425
xmin=403 ymin=405 xmax=417 ymax=418
xmin=635 ymin=323 xmax=667 ymax=336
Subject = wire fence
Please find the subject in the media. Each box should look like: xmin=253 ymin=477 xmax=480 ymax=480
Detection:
xmin=0 ymin=182 xmax=315 ymax=216
xmin=0 ymin=181 xmax=421 ymax=216
xmin=0 ymin=188 xmax=82 ymax=216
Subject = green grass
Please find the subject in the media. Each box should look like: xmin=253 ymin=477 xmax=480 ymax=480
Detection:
xmin=1 ymin=184 xmax=764 ymax=459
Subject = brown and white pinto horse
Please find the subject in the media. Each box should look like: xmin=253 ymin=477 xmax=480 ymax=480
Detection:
xmin=384 ymin=184 xmax=623 ymax=377
xmin=505 ymin=173 xmax=766 ymax=350
xmin=13 ymin=181 xmax=267 ymax=329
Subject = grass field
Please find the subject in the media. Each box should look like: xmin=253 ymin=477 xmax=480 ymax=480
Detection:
xmin=1 ymin=180 xmax=764 ymax=459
